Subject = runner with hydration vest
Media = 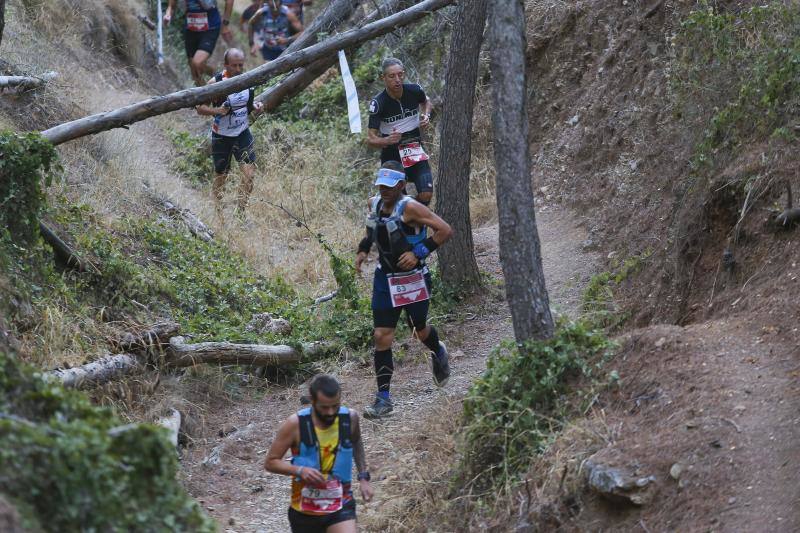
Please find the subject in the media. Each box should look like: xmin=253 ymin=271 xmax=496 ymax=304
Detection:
xmin=367 ymin=58 xmax=434 ymax=206
xmin=356 ymin=161 xmax=453 ymax=419
xmin=163 ymin=0 xmax=234 ymax=86
xmin=248 ymin=0 xmax=303 ymax=62
xmin=195 ymin=48 xmax=264 ymax=218
xmin=266 ymin=374 xmax=373 ymax=532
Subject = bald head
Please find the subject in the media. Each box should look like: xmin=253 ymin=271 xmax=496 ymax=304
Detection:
xmin=223 ymin=48 xmax=246 ymax=76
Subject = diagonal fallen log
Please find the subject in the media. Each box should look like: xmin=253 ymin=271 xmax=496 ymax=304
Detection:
xmin=143 ymin=182 xmax=214 ymax=241
xmin=164 ymin=336 xmax=337 ymax=367
xmin=112 ymin=321 xmax=181 ymax=353
xmin=40 ymin=0 xmax=454 ymax=146
xmin=0 ymin=71 xmax=57 ymax=90
xmin=47 ymin=353 xmax=140 ymax=389
xmin=38 ymin=221 xmax=96 ymax=273
xmin=255 ymin=0 xmax=403 ymax=110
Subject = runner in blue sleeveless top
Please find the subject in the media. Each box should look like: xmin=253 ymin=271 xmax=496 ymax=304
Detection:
xmin=164 ymin=0 xmax=234 ymax=86
xmin=355 ymin=161 xmax=453 ymax=418
xmin=367 ymin=58 xmax=435 ymax=206
xmin=266 ymin=374 xmax=373 ymax=532
xmin=248 ymin=0 xmax=303 ymax=62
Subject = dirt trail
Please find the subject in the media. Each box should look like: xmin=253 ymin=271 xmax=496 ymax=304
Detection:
xmin=180 ymin=207 xmax=600 ymax=532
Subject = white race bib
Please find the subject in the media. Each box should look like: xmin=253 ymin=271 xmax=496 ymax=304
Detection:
xmin=186 ymin=12 xmax=209 ymax=31
xmin=388 ymin=270 xmax=430 ymax=308
xmin=398 ymin=141 xmax=429 ymax=168
xmin=300 ymin=479 xmax=343 ymax=514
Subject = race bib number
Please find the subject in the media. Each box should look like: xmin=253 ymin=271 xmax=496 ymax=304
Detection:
xmin=398 ymin=142 xmax=429 ymax=168
xmin=186 ymin=12 xmax=210 ymax=31
xmin=300 ymin=479 xmax=343 ymax=514
xmin=388 ymin=271 xmax=430 ymax=308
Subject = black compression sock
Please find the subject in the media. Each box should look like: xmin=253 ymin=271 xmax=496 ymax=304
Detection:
xmin=374 ymin=349 xmax=394 ymax=393
xmin=421 ymin=326 xmax=441 ymax=355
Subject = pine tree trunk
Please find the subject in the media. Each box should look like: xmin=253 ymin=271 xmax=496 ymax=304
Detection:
xmin=489 ymin=0 xmax=554 ymax=342
xmin=0 ymin=0 xmax=5 ymax=49
xmin=434 ymin=0 xmax=487 ymax=290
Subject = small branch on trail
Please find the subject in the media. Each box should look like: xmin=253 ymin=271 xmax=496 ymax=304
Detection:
xmin=157 ymin=408 xmax=182 ymax=448
xmin=40 ymin=0 xmax=454 ymax=146
xmin=47 ymin=353 xmax=140 ymax=389
xmin=0 ymin=71 xmax=57 ymax=91
xmin=164 ymin=336 xmax=337 ymax=367
xmin=314 ymin=290 xmax=338 ymax=305
xmin=38 ymin=221 xmax=97 ymax=273
xmin=111 ymin=321 xmax=181 ymax=354
xmin=137 ymin=14 xmax=156 ymax=30
xmin=143 ymin=183 xmax=214 ymax=241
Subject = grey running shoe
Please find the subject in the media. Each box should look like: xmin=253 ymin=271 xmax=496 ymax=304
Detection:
xmin=363 ymin=394 xmax=394 ymax=419
xmin=432 ymin=342 xmax=451 ymax=387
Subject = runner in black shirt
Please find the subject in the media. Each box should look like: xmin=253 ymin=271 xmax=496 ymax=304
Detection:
xmin=367 ymin=58 xmax=434 ymax=205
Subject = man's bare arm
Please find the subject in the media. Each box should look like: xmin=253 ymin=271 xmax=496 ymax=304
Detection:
xmin=264 ymin=415 xmax=300 ymax=476
xmin=404 ymin=201 xmax=453 ymax=245
xmin=351 ymin=411 xmax=368 ymax=474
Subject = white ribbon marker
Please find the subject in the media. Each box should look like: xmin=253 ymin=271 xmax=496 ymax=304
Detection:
xmin=156 ymin=0 xmax=164 ymax=65
xmin=338 ymin=50 xmax=362 ymax=134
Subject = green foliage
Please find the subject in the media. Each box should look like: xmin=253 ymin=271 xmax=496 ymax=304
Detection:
xmin=0 ymin=131 xmax=60 ymax=243
xmin=168 ymin=130 xmax=214 ymax=186
xmin=672 ymin=2 xmax=800 ymax=173
xmin=582 ymin=251 xmax=651 ymax=329
xmin=460 ymin=320 xmax=615 ymax=489
xmin=274 ymin=51 xmax=384 ymax=123
xmin=0 ymin=350 xmax=215 ymax=531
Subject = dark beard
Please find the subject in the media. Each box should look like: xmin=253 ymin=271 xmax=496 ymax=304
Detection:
xmin=314 ymin=408 xmax=336 ymax=427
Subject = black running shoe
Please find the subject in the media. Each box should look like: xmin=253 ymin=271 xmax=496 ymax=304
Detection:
xmin=432 ymin=342 xmax=451 ymax=387
xmin=363 ymin=394 xmax=394 ymax=419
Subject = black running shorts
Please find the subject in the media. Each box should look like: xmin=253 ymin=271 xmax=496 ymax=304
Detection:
xmin=211 ymin=129 xmax=256 ymax=174
xmin=372 ymin=268 xmax=433 ymax=330
xmin=184 ymin=27 xmax=220 ymax=58
xmin=404 ymin=159 xmax=434 ymax=193
xmin=288 ymin=499 xmax=356 ymax=533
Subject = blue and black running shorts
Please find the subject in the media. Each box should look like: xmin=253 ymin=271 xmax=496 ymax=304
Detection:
xmin=288 ymin=499 xmax=356 ymax=532
xmin=211 ymin=129 xmax=256 ymax=174
xmin=371 ymin=267 xmax=433 ymax=330
xmin=184 ymin=27 xmax=221 ymax=58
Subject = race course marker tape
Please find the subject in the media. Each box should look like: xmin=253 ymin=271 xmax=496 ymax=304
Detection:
xmin=338 ymin=50 xmax=362 ymax=134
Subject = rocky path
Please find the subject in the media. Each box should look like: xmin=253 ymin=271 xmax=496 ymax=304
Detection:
xmin=180 ymin=207 xmax=600 ymax=532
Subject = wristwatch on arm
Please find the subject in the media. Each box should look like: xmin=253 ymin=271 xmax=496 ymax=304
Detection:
xmin=357 ymin=471 xmax=370 ymax=481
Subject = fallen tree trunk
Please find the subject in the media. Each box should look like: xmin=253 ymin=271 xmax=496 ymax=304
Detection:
xmin=112 ymin=321 xmax=181 ymax=353
xmin=143 ymin=183 xmax=214 ymax=241
xmin=0 ymin=72 xmax=57 ymax=90
xmin=47 ymin=353 xmax=140 ymax=389
xmin=165 ymin=336 xmax=337 ymax=367
xmin=40 ymin=0 xmax=454 ymax=146
xmin=137 ymin=14 xmax=156 ymax=30
xmin=38 ymin=221 xmax=94 ymax=272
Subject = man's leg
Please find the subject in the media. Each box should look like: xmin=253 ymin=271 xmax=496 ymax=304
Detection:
xmin=211 ymin=134 xmax=234 ymax=214
xmin=373 ymin=326 xmax=396 ymax=393
xmin=366 ymin=269 xmax=402 ymax=418
xmin=407 ymin=279 xmax=450 ymax=386
xmin=327 ymin=519 xmax=357 ymax=533
xmin=406 ymin=160 xmax=434 ymax=205
xmin=233 ymin=130 xmax=257 ymax=215
xmin=236 ymin=163 xmax=256 ymax=214
xmin=190 ymin=49 xmax=212 ymax=86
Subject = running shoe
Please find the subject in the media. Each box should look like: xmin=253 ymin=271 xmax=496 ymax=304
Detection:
xmin=363 ymin=393 xmax=394 ymax=419
xmin=432 ymin=341 xmax=451 ymax=387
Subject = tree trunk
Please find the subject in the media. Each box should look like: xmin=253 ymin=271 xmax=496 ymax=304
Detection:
xmin=38 ymin=221 xmax=93 ymax=272
xmin=40 ymin=0 xmax=454 ymax=146
xmin=0 ymin=72 xmax=58 ymax=90
xmin=164 ymin=337 xmax=336 ymax=367
xmin=434 ymin=0 xmax=487 ymax=290
xmin=0 ymin=0 xmax=5 ymax=49
xmin=489 ymin=0 xmax=554 ymax=342
xmin=111 ymin=321 xmax=181 ymax=353
xmin=47 ymin=354 xmax=141 ymax=389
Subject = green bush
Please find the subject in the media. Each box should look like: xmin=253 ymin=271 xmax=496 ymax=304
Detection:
xmin=0 ymin=131 xmax=60 ymax=243
xmin=581 ymin=251 xmax=650 ymax=329
xmin=460 ymin=320 xmax=614 ymax=489
xmin=0 ymin=350 xmax=215 ymax=531
xmin=672 ymin=2 xmax=800 ymax=172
